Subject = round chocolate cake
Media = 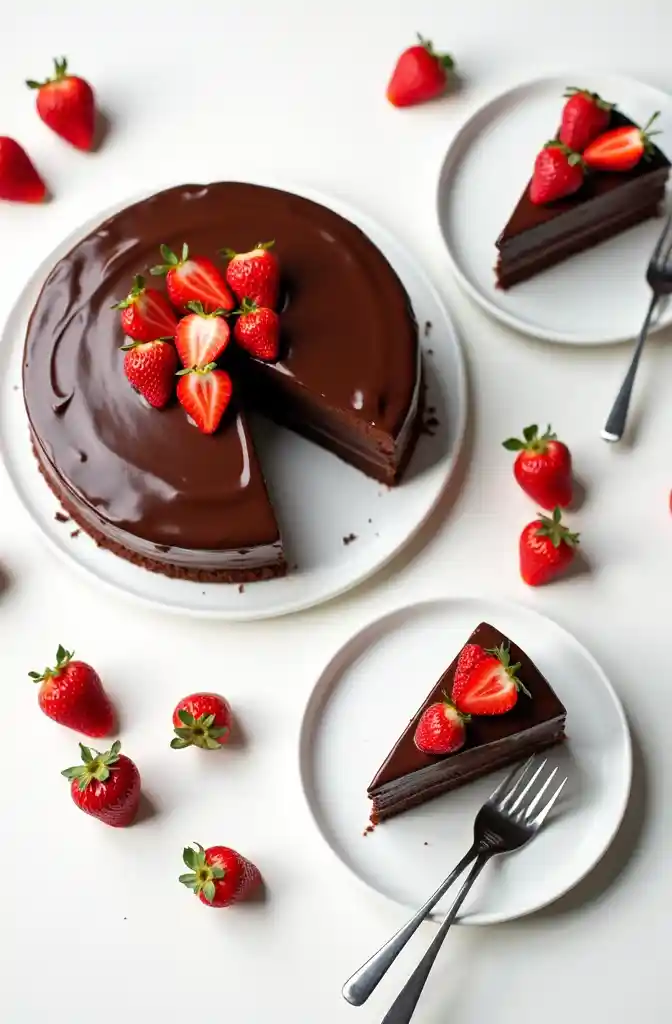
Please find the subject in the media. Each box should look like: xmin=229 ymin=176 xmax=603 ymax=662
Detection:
xmin=23 ymin=183 xmax=421 ymax=582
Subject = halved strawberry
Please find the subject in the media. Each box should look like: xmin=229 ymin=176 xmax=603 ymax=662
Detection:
xmin=583 ymin=111 xmax=661 ymax=172
xmin=175 ymin=302 xmax=231 ymax=368
xmin=452 ymin=643 xmax=530 ymax=716
xmin=112 ymin=275 xmax=177 ymax=341
xmin=151 ymin=244 xmax=235 ymax=314
xmin=176 ymin=364 xmax=233 ymax=435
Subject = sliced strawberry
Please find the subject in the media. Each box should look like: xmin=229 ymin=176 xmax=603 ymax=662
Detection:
xmin=452 ymin=644 xmax=489 ymax=697
xmin=0 ymin=137 xmax=46 ymax=203
xmin=583 ymin=111 xmax=661 ymax=172
xmin=176 ymin=364 xmax=233 ymax=434
xmin=175 ymin=302 xmax=231 ymax=368
xmin=452 ymin=643 xmax=530 ymax=716
xmin=151 ymin=244 xmax=235 ymax=314
xmin=112 ymin=275 xmax=177 ymax=341
xmin=413 ymin=699 xmax=468 ymax=755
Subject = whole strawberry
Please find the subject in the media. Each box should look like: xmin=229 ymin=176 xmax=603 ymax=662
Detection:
xmin=62 ymin=741 xmax=141 ymax=827
xmin=386 ymin=33 xmax=455 ymax=108
xmin=112 ymin=275 xmax=177 ymax=341
xmin=559 ymin=87 xmax=613 ymax=152
xmin=176 ymin=364 xmax=233 ymax=434
xmin=530 ymin=142 xmax=585 ymax=205
xmin=26 ymin=57 xmax=96 ymax=151
xmin=502 ymin=424 xmax=573 ymax=509
xmin=452 ymin=643 xmax=529 ymax=716
xmin=221 ymin=241 xmax=280 ymax=309
xmin=414 ymin=699 xmax=468 ymax=755
xmin=520 ymin=507 xmax=580 ymax=586
xmin=151 ymin=244 xmax=235 ymax=314
xmin=233 ymin=300 xmax=280 ymax=361
xmin=28 ymin=645 xmax=115 ymax=737
xmin=180 ymin=843 xmax=261 ymax=907
xmin=122 ymin=338 xmax=178 ymax=409
xmin=172 ymin=693 xmax=231 ymax=750
xmin=0 ymin=137 xmax=46 ymax=203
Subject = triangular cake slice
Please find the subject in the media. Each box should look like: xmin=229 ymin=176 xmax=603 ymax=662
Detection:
xmin=495 ymin=110 xmax=670 ymax=289
xmin=368 ymin=622 xmax=567 ymax=823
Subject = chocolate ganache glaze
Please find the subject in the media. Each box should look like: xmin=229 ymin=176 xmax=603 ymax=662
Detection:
xmin=23 ymin=183 xmax=421 ymax=582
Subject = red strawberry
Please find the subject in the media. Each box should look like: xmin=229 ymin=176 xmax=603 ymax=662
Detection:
xmin=28 ymin=645 xmax=115 ymax=737
xmin=171 ymin=693 xmax=231 ymax=750
xmin=452 ymin=644 xmax=529 ymax=716
xmin=122 ymin=338 xmax=178 ymax=409
xmin=177 ymin=364 xmax=233 ymax=434
xmin=175 ymin=302 xmax=231 ymax=368
xmin=150 ymin=244 xmax=235 ymax=314
xmin=0 ymin=137 xmax=46 ymax=203
xmin=583 ymin=111 xmax=661 ymax=172
xmin=530 ymin=142 xmax=585 ymax=204
xmin=62 ymin=741 xmax=141 ymax=827
xmin=386 ymin=33 xmax=455 ymax=108
xmin=413 ymin=700 xmax=468 ymax=755
xmin=180 ymin=843 xmax=261 ymax=908
xmin=519 ymin=507 xmax=580 ymax=586
xmin=112 ymin=275 xmax=177 ymax=341
xmin=221 ymin=241 xmax=280 ymax=309
xmin=502 ymin=424 xmax=573 ymax=509
xmin=26 ymin=57 xmax=95 ymax=151
xmin=559 ymin=87 xmax=613 ymax=151
xmin=233 ymin=300 xmax=280 ymax=361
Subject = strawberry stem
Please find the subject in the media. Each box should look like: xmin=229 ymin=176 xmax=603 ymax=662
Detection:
xmin=535 ymin=506 xmax=580 ymax=548
xmin=416 ymin=32 xmax=454 ymax=69
xmin=28 ymin=644 xmax=74 ymax=684
xmin=502 ymin=423 xmax=557 ymax=453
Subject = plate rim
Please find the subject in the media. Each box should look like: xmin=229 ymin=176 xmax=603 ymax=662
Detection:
xmin=0 ymin=179 xmax=468 ymax=621
xmin=298 ymin=593 xmax=633 ymax=924
xmin=436 ymin=71 xmax=672 ymax=346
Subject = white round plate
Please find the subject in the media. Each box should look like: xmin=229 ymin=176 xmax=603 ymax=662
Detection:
xmin=437 ymin=74 xmax=672 ymax=345
xmin=300 ymin=596 xmax=631 ymax=924
xmin=0 ymin=184 xmax=466 ymax=620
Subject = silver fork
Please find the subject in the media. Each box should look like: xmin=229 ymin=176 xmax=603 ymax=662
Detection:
xmin=342 ymin=757 xmax=567 ymax=1015
xmin=602 ymin=213 xmax=672 ymax=443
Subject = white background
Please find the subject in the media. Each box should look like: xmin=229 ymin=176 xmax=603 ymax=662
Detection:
xmin=1 ymin=1 xmax=671 ymax=1021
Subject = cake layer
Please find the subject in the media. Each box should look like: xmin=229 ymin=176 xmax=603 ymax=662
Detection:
xmin=23 ymin=183 xmax=420 ymax=579
xmin=368 ymin=622 xmax=567 ymax=822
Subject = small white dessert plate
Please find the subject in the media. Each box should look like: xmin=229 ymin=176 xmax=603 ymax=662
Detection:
xmin=0 ymin=183 xmax=466 ymax=620
xmin=437 ymin=73 xmax=672 ymax=345
xmin=300 ymin=596 xmax=631 ymax=924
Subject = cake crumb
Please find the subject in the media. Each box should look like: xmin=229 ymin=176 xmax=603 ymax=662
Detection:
xmin=421 ymin=414 xmax=440 ymax=437
xmin=12 ymin=384 xmax=19 ymax=391
xmin=362 ymin=824 xmax=375 ymax=837
xmin=202 ymin=591 xmax=206 ymax=595
xmin=54 ymin=512 xmax=70 ymax=523
xmin=70 ymin=529 xmax=81 ymax=538
xmin=238 ymin=583 xmax=245 ymax=594
xmin=423 ymin=841 xmax=429 ymax=846
xmin=292 ymin=563 xmax=299 ymax=571
xmin=427 ymin=347 xmax=434 ymax=356
xmin=424 ymin=320 xmax=432 ymax=337
xmin=367 ymin=518 xmax=372 ymax=524
xmin=342 ymin=533 xmax=357 ymax=546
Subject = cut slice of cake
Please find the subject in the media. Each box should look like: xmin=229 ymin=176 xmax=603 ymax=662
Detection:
xmin=367 ymin=622 xmax=567 ymax=823
xmin=495 ymin=110 xmax=670 ymax=289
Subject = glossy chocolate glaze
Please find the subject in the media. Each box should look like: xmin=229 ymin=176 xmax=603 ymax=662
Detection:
xmin=496 ymin=111 xmax=670 ymax=286
xmin=368 ymin=623 xmax=566 ymax=813
xmin=23 ymin=183 xmax=419 ymax=576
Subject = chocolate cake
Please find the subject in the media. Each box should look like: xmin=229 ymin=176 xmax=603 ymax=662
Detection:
xmin=496 ymin=111 xmax=670 ymax=289
xmin=23 ymin=183 xmax=421 ymax=582
xmin=368 ymin=622 xmax=567 ymax=822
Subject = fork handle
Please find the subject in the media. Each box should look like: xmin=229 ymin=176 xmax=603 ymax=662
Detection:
xmin=602 ymin=292 xmax=659 ymax=443
xmin=380 ymin=855 xmax=490 ymax=1024
xmin=341 ymin=846 xmax=478 ymax=1006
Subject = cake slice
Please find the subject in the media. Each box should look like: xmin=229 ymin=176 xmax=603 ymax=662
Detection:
xmin=495 ymin=110 xmax=670 ymax=289
xmin=368 ymin=622 xmax=567 ymax=823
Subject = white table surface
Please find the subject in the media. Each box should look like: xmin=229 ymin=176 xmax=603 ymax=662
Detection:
xmin=2 ymin=2 xmax=670 ymax=1021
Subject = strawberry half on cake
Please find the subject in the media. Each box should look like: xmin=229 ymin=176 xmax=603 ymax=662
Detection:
xmin=367 ymin=622 xmax=567 ymax=823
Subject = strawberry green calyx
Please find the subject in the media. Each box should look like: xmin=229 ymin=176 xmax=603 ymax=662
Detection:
xmin=485 ymin=643 xmax=530 ymax=698
xmin=184 ymin=300 xmax=229 ymax=318
xmin=112 ymin=275 xmax=146 ymax=310
xmin=179 ymin=843 xmax=225 ymax=902
xmin=175 ymin=361 xmax=217 ymax=378
xmin=543 ymin=140 xmax=585 ymax=167
xmin=26 ymin=56 xmax=70 ymax=90
xmin=563 ymin=86 xmax=614 ymax=112
xmin=238 ymin=298 xmax=259 ymax=315
xmin=535 ymin=506 xmax=580 ymax=549
xmin=502 ymin=423 xmax=557 ymax=454
xmin=28 ymin=644 xmax=74 ymax=684
xmin=61 ymin=740 xmax=121 ymax=792
xmin=220 ymin=240 xmax=275 ymax=260
xmin=150 ymin=242 xmax=189 ymax=277
xmin=417 ymin=32 xmax=454 ymax=70
xmin=439 ymin=693 xmax=470 ymax=724
xmin=171 ymin=709 xmax=229 ymax=750
xmin=639 ymin=111 xmax=662 ymax=158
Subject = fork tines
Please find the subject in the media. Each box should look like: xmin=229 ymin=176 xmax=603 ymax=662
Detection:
xmin=489 ymin=756 xmax=567 ymax=829
xmin=651 ymin=213 xmax=672 ymax=270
